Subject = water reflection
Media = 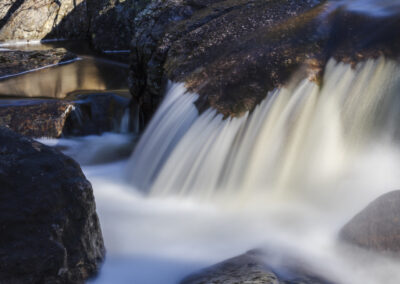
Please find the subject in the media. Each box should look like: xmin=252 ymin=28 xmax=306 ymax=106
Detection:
xmin=0 ymin=56 xmax=129 ymax=98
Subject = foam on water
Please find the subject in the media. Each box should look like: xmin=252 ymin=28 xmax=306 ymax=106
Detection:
xmin=42 ymin=57 xmax=400 ymax=283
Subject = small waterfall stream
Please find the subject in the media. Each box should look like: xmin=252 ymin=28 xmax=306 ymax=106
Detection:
xmin=38 ymin=56 xmax=400 ymax=283
xmin=128 ymin=58 xmax=400 ymax=204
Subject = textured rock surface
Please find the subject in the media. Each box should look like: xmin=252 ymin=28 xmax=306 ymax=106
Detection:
xmin=130 ymin=0 xmax=400 ymax=119
xmin=0 ymin=0 xmax=88 ymax=41
xmin=0 ymin=127 xmax=105 ymax=283
xmin=180 ymin=250 xmax=332 ymax=284
xmin=87 ymin=0 xmax=150 ymax=51
xmin=0 ymin=48 xmax=77 ymax=78
xmin=0 ymin=100 xmax=74 ymax=137
xmin=340 ymin=191 xmax=400 ymax=254
xmin=0 ymin=93 xmax=130 ymax=138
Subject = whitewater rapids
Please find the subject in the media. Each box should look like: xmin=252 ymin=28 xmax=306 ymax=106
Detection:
xmin=42 ymin=58 xmax=400 ymax=283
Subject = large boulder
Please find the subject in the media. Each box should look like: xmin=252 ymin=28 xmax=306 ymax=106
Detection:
xmin=180 ymin=250 xmax=331 ymax=284
xmin=340 ymin=190 xmax=400 ymax=254
xmin=129 ymin=0 xmax=400 ymax=120
xmin=0 ymin=127 xmax=105 ymax=283
xmin=0 ymin=0 xmax=88 ymax=41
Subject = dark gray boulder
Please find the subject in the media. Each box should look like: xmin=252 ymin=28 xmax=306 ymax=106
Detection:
xmin=340 ymin=190 xmax=400 ymax=254
xmin=0 ymin=127 xmax=105 ymax=283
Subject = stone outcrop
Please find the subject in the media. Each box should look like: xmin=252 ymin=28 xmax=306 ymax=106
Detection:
xmin=0 ymin=93 xmax=130 ymax=138
xmin=340 ymin=191 xmax=400 ymax=255
xmin=0 ymin=0 xmax=88 ymax=41
xmin=0 ymin=127 xmax=105 ymax=283
xmin=87 ymin=0 xmax=150 ymax=51
xmin=0 ymin=0 xmax=151 ymax=52
xmin=180 ymin=250 xmax=332 ymax=284
xmin=129 ymin=0 xmax=400 ymax=119
xmin=0 ymin=48 xmax=77 ymax=78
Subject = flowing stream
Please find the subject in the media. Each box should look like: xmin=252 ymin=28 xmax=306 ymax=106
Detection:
xmin=37 ymin=57 xmax=400 ymax=283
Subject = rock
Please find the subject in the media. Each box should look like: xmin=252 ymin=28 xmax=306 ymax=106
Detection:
xmin=87 ymin=0 xmax=150 ymax=52
xmin=180 ymin=250 xmax=332 ymax=284
xmin=0 ymin=0 xmax=88 ymax=42
xmin=129 ymin=0 xmax=400 ymax=119
xmin=340 ymin=190 xmax=400 ymax=254
xmin=0 ymin=48 xmax=77 ymax=79
xmin=0 ymin=127 xmax=105 ymax=283
xmin=63 ymin=92 xmax=131 ymax=136
xmin=0 ymin=100 xmax=75 ymax=138
xmin=0 ymin=93 xmax=130 ymax=138
xmin=180 ymin=250 xmax=279 ymax=284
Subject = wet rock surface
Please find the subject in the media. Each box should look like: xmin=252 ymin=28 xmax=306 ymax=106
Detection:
xmin=130 ymin=0 xmax=400 ymax=119
xmin=0 ymin=48 xmax=77 ymax=78
xmin=180 ymin=250 xmax=332 ymax=284
xmin=340 ymin=191 xmax=400 ymax=255
xmin=0 ymin=93 xmax=130 ymax=138
xmin=0 ymin=127 xmax=105 ymax=283
xmin=0 ymin=0 xmax=88 ymax=41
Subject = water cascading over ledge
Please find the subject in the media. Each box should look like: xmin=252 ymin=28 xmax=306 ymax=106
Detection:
xmin=127 ymin=58 xmax=400 ymax=202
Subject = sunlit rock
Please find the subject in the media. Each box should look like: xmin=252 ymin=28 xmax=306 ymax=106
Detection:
xmin=0 ymin=93 xmax=130 ymax=138
xmin=0 ymin=0 xmax=88 ymax=41
xmin=129 ymin=0 xmax=400 ymax=119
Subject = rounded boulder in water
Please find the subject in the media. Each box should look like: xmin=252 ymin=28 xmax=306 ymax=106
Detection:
xmin=0 ymin=127 xmax=105 ymax=283
xmin=340 ymin=191 xmax=400 ymax=254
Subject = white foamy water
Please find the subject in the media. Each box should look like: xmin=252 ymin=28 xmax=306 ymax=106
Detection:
xmin=329 ymin=0 xmax=400 ymax=16
xmin=42 ymin=57 xmax=400 ymax=283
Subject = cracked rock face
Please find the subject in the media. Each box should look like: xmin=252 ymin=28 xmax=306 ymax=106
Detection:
xmin=0 ymin=0 xmax=88 ymax=41
xmin=0 ymin=127 xmax=105 ymax=283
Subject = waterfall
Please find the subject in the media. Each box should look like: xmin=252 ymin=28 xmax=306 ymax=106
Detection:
xmin=127 ymin=58 xmax=400 ymax=202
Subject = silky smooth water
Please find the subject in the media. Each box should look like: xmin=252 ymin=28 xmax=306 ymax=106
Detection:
xmin=38 ymin=57 xmax=400 ymax=284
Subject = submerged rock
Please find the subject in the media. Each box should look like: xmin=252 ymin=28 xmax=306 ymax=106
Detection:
xmin=129 ymin=0 xmax=400 ymax=119
xmin=0 ymin=48 xmax=77 ymax=78
xmin=340 ymin=190 xmax=400 ymax=254
xmin=180 ymin=250 xmax=332 ymax=284
xmin=0 ymin=93 xmax=130 ymax=138
xmin=0 ymin=127 xmax=105 ymax=283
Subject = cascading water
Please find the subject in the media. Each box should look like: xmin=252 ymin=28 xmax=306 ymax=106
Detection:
xmin=56 ymin=57 xmax=400 ymax=284
xmin=128 ymin=58 xmax=400 ymax=206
